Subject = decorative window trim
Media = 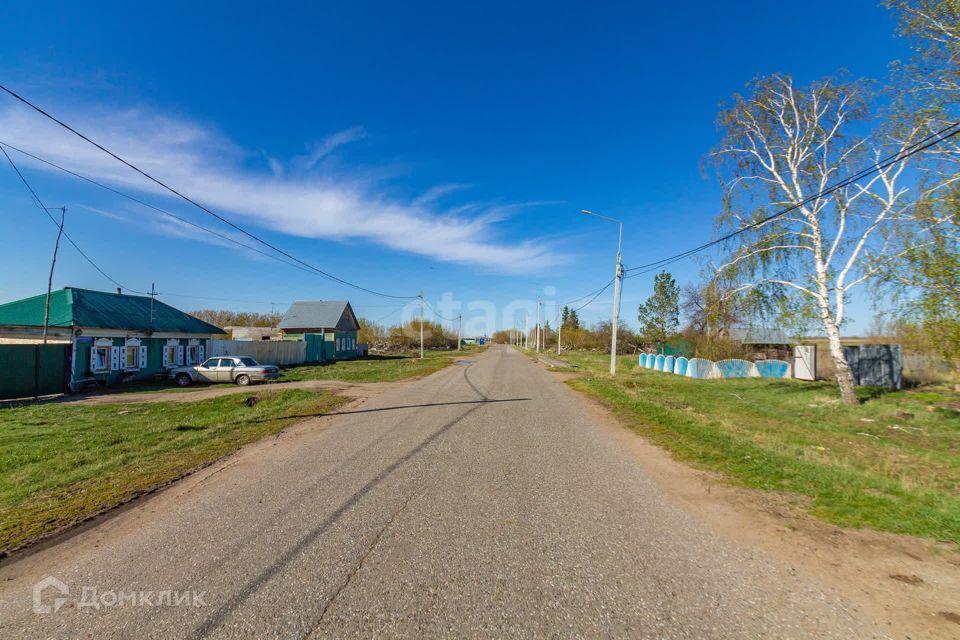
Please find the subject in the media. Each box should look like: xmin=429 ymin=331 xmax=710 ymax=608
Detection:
xmin=91 ymin=338 xmax=112 ymax=373
xmin=164 ymin=338 xmax=180 ymax=369
xmin=124 ymin=338 xmax=143 ymax=371
xmin=186 ymin=341 xmax=202 ymax=365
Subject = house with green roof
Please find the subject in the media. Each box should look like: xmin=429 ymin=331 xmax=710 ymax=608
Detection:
xmin=0 ymin=287 xmax=225 ymax=390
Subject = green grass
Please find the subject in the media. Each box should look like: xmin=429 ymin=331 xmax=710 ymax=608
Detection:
xmin=0 ymin=389 xmax=346 ymax=554
xmin=279 ymin=348 xmax=477 ymax=383
xmin=560 ymin=352 xmax=960 ymax=544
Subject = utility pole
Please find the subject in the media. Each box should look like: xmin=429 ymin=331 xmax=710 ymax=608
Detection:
xmin=557 ymin=304 xmax=561 ymax=355
xmin=523 ymin=312 xmax=527 ymax=349
xmin=148 ymin=283 xmax=158 ymax=326
xmin=42 ymin=207 xmax=66 ymax=344
xmin=419 ymin=290 xmax=424 ymax=359
xmin=536 ymin=297 xmax=541 ymax=353
xmin=457 ymin=313 xmax=462 ymax=351
xmin=582 ymin=209 xmax=624 ymax=376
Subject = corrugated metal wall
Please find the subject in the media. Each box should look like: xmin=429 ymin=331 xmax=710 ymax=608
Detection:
xmin=206 ymin=340 xmax=306 ymax=365
xmin=0 ymin=344 xmax=69 ymax=399
xmin=843 ymin=344 xmax=903 ymax=389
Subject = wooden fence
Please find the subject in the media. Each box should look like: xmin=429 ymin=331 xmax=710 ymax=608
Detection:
xmin=206 ymin=340 xmax=306 ymax=366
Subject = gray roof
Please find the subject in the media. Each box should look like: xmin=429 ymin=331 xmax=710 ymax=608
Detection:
xmin=729 ymin=325 xmax=791 ymax=345
xmin=278 ymin=301 xmax=358 ymax=331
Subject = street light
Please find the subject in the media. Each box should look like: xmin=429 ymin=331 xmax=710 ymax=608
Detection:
xmin=582 ymin=209 xmax=623 ymax=376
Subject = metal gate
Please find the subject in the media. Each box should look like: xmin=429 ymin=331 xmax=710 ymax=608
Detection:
xmin=0 ymin=343 xmax=70 ymax=400
xmin=793 ymin=345 xmax=816 ymax=381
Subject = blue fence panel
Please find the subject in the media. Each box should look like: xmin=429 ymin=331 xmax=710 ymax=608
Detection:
xmin=654 ymin=354 xmax=666 ymax=371
xmin=716 ymin=359 xmax=758 ymax=378
xmin=664 ymin=355 xmax=676 ymax=374
xmin=646 ymin=353 xmax=656 ymax=369
xmin=639 ymin=353 xmax=647 ymax=368
xmin=755 ymin=360 xmax=790 ymax=378
xmin=674 ymin=356 xmax=688 ymax=376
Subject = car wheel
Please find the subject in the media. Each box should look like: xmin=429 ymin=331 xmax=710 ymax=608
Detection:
xmin=235 ymin=374 xmax=251 ymax=386
xmin=176 ymin=373 xmax=192 ymax=387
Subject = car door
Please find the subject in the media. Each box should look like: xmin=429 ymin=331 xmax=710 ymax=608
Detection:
xmin=218 ymin=357 xmax=237 ymax=382
xmin=197 ymin=358 xmax=220 ymax=383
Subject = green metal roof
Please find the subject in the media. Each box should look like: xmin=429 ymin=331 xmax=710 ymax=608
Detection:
xmin=0 ymin=288 xmax=225 ymax=335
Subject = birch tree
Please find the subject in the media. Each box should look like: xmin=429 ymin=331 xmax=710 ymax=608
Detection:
xmin=712 ymin=75 xmax=920 ymax=405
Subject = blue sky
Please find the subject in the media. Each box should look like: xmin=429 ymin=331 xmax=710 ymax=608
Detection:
xmin=0 ymin=1 xmax=908 ymax=334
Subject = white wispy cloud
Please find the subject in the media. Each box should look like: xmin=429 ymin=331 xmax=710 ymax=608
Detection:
xmin=0 ymin=102 xmax=563 ymax=272
xmin=294 ymin=125 xmax=366 ymax=173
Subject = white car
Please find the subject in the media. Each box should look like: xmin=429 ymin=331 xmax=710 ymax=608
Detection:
xmin=169 ymin=356 xmax=280 ymax=387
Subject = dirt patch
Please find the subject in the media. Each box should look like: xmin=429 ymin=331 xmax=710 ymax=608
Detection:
xmin=565 ymin=378 xmax=960 ymax=640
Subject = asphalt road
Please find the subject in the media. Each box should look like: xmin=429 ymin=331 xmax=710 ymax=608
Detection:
xmin=0 ymin=345 xmax=885 ymax=638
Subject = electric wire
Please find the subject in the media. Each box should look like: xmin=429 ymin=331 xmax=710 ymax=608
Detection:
xmin=0 ymin=83 xmax=417 ymax=300
xmin=423 ymin=297 xmax=458 ymax=323
xmin=1 ymin=145 xmax=143 ymax=293
xmin=570 ymin=279 xmax=615 ymax=313
xmin=371 ymin=302 xmax=413 ymax=324
xmin=0 ymin=140 xmax=322 ymax=279
xmin=622 ymin=119 xmax=960 ymax=279
xmin=563 ymin=278 xmax=615 ymax=307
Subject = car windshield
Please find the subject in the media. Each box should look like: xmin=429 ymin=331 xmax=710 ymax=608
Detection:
xmin=237 ymin=357 xmax=259 ymax=367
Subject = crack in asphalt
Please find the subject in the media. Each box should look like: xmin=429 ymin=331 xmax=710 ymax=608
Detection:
xmin=307 ymin=487 xmax=423 ymax=637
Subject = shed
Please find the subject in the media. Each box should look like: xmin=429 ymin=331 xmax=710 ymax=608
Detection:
xmin=278 ymin=300 xmax=360 ymax=361
xmin=728 ymin=325 xmax=792 ymax=360
xmin=0 ymin=287 xmax=224 ymax=391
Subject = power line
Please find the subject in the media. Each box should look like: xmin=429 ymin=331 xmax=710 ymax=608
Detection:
xmin=423 ymin=297 xmax=457 ymax=323
xmin=563 ymin=278 xmax=615 ymax=307
xmin=1 ymin=144 xmax=141 ymax=293
xmin=569 ymin=279 xmax=615 ymax=313
xmin=370 ymin=302 xmax=412 ymax=324
xmin=622 ymin=119 xmax=960 ymax=279
xmin=0 ymin=140 xmax=321 ymax=279
xmin=155 ymin=292 xmax=292 ymax=306
xmin=0 ymin=83 xmax=417 ymax=300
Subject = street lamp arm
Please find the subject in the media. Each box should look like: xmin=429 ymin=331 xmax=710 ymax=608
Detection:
xmin=581 ymin=209 xmax=622 ymax=225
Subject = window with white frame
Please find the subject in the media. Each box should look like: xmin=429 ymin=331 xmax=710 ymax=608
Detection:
xmin=91 ymin=339 xmax=111 ymax=373
xmin=164 ymin=341 xmax=178 ymax=368
xmin=187 ymin=344 xmax=200 ymax=365
xmin=124 ymin=338 xmax=144 ymax=371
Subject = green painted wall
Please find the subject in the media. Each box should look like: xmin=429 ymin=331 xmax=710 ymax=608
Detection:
xmin=72 ymin=337 xmax=207 ymax=387
xmin=334 ymin=330 xmax=358 ymax=360
xmin=0 ymin=344 xmax=70 ymax=399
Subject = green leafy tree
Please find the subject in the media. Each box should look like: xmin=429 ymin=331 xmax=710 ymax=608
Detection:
xmin=637 ymin=271 xmax=680 ymax=347
xmin=884 ymin=1 xmax=960 ymax=368
xmin=893 ymin=195 xmax=960 ymax=369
